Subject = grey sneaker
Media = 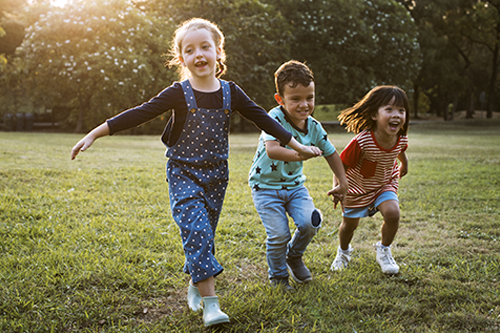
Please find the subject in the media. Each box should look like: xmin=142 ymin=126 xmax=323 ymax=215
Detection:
xmin=375 ymin=242 xmax=399 ymax=274
xmin=286 ymin=256 xmax=312 ymax=283
xmin=331 ymin=245 xmax=353 ymax=271
xmin=270 ymin=278 xmax=294 ymax=291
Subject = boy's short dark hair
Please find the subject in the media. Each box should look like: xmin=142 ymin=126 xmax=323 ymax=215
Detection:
xmin=275 ymin=60 xmax=314 ymax=97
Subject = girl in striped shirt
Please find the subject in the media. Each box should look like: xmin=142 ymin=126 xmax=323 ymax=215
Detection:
xmin=330 ymin=86 xmax=409 ymax=274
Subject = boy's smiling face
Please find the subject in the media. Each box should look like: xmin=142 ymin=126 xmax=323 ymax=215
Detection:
xmin=275 ymin=81 xmax=315 ymax=129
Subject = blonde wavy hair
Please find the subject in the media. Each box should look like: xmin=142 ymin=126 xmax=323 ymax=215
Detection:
xmin=167 ymin=18 xmax=227 ymax=81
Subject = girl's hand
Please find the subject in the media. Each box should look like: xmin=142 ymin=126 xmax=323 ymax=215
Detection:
xmin=286 ymin=137 xmax=322 ymax=160
xmin=71 ymin=136 xmax=95 ymax=160
xmin=70 ymin=123 xmax=110 ymax=160
xmin=399 ymin=163 xmax=408 ymax=178
xmin=398 ymin=151 xmax=408 ymax=178
xmin=297 ymin=145 xmax=322 ymax=160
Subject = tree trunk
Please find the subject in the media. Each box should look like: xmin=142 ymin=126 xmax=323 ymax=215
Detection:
xmin=450 ymin=93 xmax=458 ymax=121
xmin=74 ymin=92 xmax=88 ymax=133
xmin=466 ymin=91 xmax=475 ymax=119
xmin=486 ymin=21 xmax=500 ymax=119
xmin=413 ymin=82 xmax=420 ymax=119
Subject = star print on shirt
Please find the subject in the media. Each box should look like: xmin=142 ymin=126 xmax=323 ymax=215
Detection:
xmin=255 ymin=166 xmax=261 ymax=174
xmin=270 ymin=163 xmax=278 ymax=171
xmin=281 ymin=185 xmax=288 ymax=190
xmin=312 ymin=119 xmax=318 ymax=125
xmin=280 ymin=178 xmax=286 ymax=182
xmin=322 ymin=134 xmax=328 ymax=141
xmin=274 ymin=116 xmax=282 ymax=124
xmin=253 ymin=184 xmax=261 ymax=191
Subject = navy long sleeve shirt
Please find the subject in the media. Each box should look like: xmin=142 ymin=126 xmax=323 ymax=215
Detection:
xmin=107 ymin=81 xmax=292 ymax=147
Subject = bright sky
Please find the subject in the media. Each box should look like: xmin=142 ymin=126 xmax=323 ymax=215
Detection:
xmin=51 ymin=0 xmax=69 ymax=7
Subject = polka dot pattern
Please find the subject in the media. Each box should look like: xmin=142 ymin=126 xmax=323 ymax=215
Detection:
xmin=166 ymin=80 xmax=231 ymax=166
xmin=165 ymin=80 xmax=232 ymax=283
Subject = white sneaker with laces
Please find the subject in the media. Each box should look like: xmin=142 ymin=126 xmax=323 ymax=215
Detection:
xmin=330 ymin=245 xmax=353 ymax=271
xmin=375 ymin=242 xmax=399 ymax=274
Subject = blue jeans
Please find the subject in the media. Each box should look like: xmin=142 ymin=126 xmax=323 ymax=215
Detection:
xmin=252 ymin=186 xmax=322 ymax=280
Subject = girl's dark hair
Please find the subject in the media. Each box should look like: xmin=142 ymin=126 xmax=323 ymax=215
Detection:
xmin=275 ymin=60 xmax=314 ymax=96
xmin=338 ymin=85 xmax=410 ymax=135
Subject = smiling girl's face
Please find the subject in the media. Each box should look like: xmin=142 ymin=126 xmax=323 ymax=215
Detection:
xmin=179 ymin=28 xmax=220 ymax=82
xmin=372 ymin=96 xmax=407 ymax=138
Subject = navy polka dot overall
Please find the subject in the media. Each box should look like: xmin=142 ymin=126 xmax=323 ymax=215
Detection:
xmin=166 ymin=79 xmax=232 ymax=283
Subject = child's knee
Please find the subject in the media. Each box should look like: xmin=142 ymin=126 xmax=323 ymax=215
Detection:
xmin=383 ymin=209 xmax=400 ymax=224
xmin=268 ymin=233 xmax=291 ymax=246
xmin=341 ymin=218 xmax=359 ymax=233
xmin=307 ymin=209 xmax=323 ymax=235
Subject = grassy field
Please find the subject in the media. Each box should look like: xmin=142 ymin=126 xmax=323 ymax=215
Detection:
xmin=1 ymin=119 xmax=499 ymax=332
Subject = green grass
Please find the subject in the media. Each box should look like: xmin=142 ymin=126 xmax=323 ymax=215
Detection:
xmin=1 ymin=119 xmax=499 ymax=332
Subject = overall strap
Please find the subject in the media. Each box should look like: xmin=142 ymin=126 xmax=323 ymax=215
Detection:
xmin=180 ymin=80 xmax=198 ymax=110
xmin=220 ymin=80 xmax=231 ymax=110
xmin=180 ymin=79 xmax=231 ymax=110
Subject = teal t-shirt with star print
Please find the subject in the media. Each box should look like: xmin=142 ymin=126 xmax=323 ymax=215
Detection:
xmin=248 ymin=106 xmax=336 ymax=190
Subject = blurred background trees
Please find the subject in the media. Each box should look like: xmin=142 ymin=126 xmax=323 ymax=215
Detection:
xmin=0 ymin=0 xmax=498 ymax=132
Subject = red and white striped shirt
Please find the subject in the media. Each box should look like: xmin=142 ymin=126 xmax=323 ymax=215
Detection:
xmin=340 ymin=130 xmax=408 ymax=208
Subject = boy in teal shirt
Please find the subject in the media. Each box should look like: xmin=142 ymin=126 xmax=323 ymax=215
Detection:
xmin=249 ymin=60 xmax=348 ymax=288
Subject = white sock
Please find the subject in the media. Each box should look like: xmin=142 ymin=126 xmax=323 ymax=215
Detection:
xmin=339 ymin=244 xmax=352 ymax=253
xmin=378 ymin=241 xmax=390 ymax=249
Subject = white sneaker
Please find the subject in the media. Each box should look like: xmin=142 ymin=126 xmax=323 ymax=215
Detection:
xmin=375 ymin=242 xmax=399 ymax=274
xmin=330 ymin=245 xmax=353 ymax=271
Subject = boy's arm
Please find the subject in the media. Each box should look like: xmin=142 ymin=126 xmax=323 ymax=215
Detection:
xmin=398 ymin=151 xmax=408 ymax=178
xmin=326 ymin=152 xmax=349 ymax=209
xmin=266 ymin=139 xmax=321 ymax=161
xmin=71 ymin=122 xmax=110 ymax=160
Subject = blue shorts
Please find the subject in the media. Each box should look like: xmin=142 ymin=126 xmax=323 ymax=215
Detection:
xmin=343 ymin=191 xmax=398 ymax=218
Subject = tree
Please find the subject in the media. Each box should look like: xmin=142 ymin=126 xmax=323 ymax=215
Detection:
xmin=398 ymin=0 xmax=500 ymax=119
xmin=456 ymin=0 xmax=500 ymax=118
xmin=13 ymin=0 xmax=174 ymax=132
xmin=268 ymin=0 xmax=421 ymax=106
xmin=0 ymin=0 xmax=27 ymax=70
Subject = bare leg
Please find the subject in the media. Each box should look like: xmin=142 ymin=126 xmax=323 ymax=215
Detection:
xmin=377 ymin=200 xmax=400 ymax=246
xmin=338 ymin=217 xmax=360 ymax=250
xmin=194 ymin=276 xmax=215 ymax=297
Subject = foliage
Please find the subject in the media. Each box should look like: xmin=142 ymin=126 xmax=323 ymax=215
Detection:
xmin=398 ymin=0 xmax=500 ymax=118
xmin=12 ymin=0 xmax=174 ymax=132
xmin=0 ymin=0 xmax=27 ymax=72
xmin=269 ymin=0 xmax=421 ymax=105
xmin=0 ymin=0 xmax=499 ymax=130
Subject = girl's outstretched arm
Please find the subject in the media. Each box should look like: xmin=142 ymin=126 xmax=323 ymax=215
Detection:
xmin=265 ymin=140 xmax=320 ymax=162
xmin=286 ymin=137 xmax=322 ymax=159
xmin=71 ymin=122 xmax=110 ymax=160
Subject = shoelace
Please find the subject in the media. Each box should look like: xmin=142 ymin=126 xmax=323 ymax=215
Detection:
xmin=335 ymin=253 xmax=351 ymax=267
xmin=380 ymin=252 xmax=397 ymax=265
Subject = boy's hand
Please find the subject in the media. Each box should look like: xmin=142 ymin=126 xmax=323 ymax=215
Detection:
xmin=327 ymin=186 xmax=347 ymax=212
